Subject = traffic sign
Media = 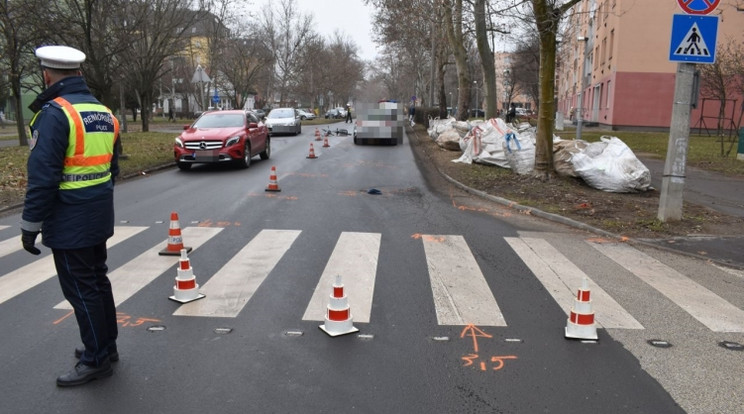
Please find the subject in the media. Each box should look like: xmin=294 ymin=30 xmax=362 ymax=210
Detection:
xmin=669 ymin=14 xmax=718 ymax=64
xmin=676 ymin=0 xmax=720 ymax=15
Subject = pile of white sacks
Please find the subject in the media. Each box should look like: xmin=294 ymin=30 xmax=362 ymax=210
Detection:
xmin=427 ymin=117 xmax=651 ymax=193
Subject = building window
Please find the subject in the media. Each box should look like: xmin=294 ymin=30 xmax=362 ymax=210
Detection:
xmin=606 ymin=80 xmax=611 ymax=109
xmin=609 ymin=29 xmax=614 ymax=61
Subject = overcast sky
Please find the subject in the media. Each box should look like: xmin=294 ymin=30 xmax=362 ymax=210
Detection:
xmin=296 ymin=0 xmax=380 ymax=62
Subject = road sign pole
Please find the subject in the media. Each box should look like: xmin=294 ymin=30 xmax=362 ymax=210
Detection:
xmin=658 ymin=62 xmax=696 ymax=222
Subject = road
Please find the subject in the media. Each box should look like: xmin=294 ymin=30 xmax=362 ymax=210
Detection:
xmin=1 ymin=123 xmax=742 ymax=413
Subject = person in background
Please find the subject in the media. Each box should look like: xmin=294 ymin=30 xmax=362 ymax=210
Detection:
xmin=21 ymin=45 xmax=121 ymax=387
xmin=345 ymin=103 xmax=352 ymax=123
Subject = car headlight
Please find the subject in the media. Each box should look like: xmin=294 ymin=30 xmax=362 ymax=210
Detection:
xmin=175 ymin=137 xmax=183 ymax=148
xmin=226 ymin=135 xmax=241 ymax=147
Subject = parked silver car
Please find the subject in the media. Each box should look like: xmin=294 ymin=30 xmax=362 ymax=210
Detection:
xmin=265 ymin=108 xmax=301 ymax=136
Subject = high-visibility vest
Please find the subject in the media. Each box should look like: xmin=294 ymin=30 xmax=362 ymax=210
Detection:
xmin=32 ymin=97 xmax=120 ymax=190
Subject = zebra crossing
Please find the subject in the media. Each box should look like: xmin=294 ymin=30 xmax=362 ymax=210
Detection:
xmin=1 ymin=225 xmax=743 ymax=333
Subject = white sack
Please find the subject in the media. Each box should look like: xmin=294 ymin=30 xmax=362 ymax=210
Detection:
xmin=571 ymin=136 xmax=651 ymax=192
xmin=435 ymin=129 xmax=462 ymax=151
xmin=504 ymin=129 xmax=536 ymax=175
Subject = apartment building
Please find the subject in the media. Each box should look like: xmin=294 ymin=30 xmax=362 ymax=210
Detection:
xmin=555 ymin=0 xmax=744 ymax=131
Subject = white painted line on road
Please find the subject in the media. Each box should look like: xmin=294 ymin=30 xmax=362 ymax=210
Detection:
xmin=423 ymin=235 xmax=506 ymax=326
xmin=54 ymin=226 xmax=222 ymax=309
xmin=0 ymin=227 xmax=147 ymax=306
xmin=589 ymin=241 xmax=744 ymax=333
xmin=0 ymin=234 xmax=21 ymax=259
xmin=175 ymin=229 xmax=300 ymax=318
xmin=303 ymin=232 xmax=381 ymax=323
xmin=505 ymin=237 xmax=644 ymax=330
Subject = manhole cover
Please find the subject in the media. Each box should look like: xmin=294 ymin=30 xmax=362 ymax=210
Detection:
xmin=147 ymin=325 xmax=166 ymax=332
xmin=214 ymin=327 xmax=233 ymax=335
xmin=283 ymin=330 xmax=304 ymax=337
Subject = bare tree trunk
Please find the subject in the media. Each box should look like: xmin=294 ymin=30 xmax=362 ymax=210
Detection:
xmin=442 ymin=0 xmax=470 ymax=121
xmin=474 ymin=0 xmax=497 ymax=119
xmin=530 ymin=0 xmax=582 ymax=178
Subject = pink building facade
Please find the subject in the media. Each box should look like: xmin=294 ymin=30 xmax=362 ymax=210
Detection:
xmin=555 ymin=0 xmax=744 ymax=131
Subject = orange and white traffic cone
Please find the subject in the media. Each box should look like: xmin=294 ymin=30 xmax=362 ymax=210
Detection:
xmin=322 ymin=136 xmax=330 ymax=148
xmin=315 ymin=128 xmax=322 ymax=141
xmin=159 ymin=211 xmax=192 ymax=256
xmin=565 ymin=278 xmax=598 ymax=340
xmin=169 ymin=249 xmax=205 ymax=303
xmin=306 ymin=142 xmax=318 ymax=159
xmin=319 ymin=275 xmax=359 ymax=337
xmin=265 ymin=166 xmax=281 ymax=192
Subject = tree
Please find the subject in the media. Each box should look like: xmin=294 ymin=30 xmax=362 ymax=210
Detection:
xmin=529 ymin=0 xmax=581 ymax=178
xmin=0 ymin=0 xmax=42 ymax=146
xmin=258 ymin=0 xmax=317 ymax=106
xmin=442 ymin=0 xmax=471 ymax=121
xmin=119 ymin=0 xmax=203 ymax=132
xmin=699 ymin=39 xmax=744 ymax=141
xmin=474 ymin=0 xmax=497 ymax=118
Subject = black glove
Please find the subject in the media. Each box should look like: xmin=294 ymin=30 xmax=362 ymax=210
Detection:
xmin=21 ymin=229 xmax=41 ymax=255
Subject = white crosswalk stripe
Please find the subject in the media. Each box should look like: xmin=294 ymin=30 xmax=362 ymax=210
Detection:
xmin=505 ymin=237 xmax=644 ymax=330
xmin=0 ymin=227 xmax=742 ymax=333
xmin=0 ymin=234 xmax=21 ymax=259
xmin=0 ymin=226 xmax=147 ymax=305
xmin=422 ymin=234 xmax=505 ymax=326
xmin=589 ymin=240 xmax=744 ymax=332
xmin=303 ymin=232 xmax=381 ymax=323
xmin=54 ymin=226 xmax=222 ymax=309
xmin=175 ymin=229 xmax=300 ymax=318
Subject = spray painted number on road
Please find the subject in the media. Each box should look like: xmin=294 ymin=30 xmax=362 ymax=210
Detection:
xmin=460 ymin=324 xmax=518 ymax=372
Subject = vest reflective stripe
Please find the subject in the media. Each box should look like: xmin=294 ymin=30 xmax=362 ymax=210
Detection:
xmin=51 ymin=97 xmax=118 ymax=190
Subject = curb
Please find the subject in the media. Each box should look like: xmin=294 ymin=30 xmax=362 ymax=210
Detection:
xmin=407 ymin=126 xmax=744 ymax=271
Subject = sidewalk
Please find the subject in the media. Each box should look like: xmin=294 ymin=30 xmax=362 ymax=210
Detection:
xmin=635 ymin=155 xmax=744 ymax=269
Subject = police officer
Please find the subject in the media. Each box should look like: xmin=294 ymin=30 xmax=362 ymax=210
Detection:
xmin=21 ymin=45 xmax=121 ymax=387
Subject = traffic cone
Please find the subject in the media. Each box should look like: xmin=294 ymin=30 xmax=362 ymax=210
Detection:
xmin=306 ymin=142 xmax=318 ymax=159
xmin=169 ymin=249 xmax=205 ymax=303
xmin=319 ymin=275 xmax=359 ymax=337
xmin=322 ymin=136 xmax=330 ymax=148
xmin=265 ymin=166 xmax=281 ymax=192
xmin=565 ymin=278 xmax=598 ymax=340
xmin=314 ymin=128 xmax=322 ymax=141
xmin=159 ymin=211 xmax=192 ymax=256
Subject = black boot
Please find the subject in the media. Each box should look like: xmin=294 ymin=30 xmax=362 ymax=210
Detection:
xmin=57 ymin=360 xmax=113 ymax=387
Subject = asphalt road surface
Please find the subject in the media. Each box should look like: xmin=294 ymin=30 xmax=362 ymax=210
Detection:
xmin=1 ymin=123 xmax=742 ymax=413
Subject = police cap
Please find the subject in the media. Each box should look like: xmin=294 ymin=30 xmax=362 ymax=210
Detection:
xmin=35 ymin=45 xmax=86 ymax=70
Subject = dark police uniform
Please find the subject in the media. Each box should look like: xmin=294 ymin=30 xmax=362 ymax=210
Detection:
xmin=21 ymin=45 xmax=120 ymax=386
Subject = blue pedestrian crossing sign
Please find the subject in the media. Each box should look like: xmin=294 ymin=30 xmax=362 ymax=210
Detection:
xmin=669 ymin=14 xmax=718 ymax=64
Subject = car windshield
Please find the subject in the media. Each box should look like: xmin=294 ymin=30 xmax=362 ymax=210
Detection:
xmin=193 ymin=113 xmax=245 ymax=128
xmin=268 ymin=109 xmax=294 ymax=119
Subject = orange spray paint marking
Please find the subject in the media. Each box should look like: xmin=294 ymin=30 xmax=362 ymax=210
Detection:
xmin=460 ymin=324 xmax=492 ymax=353
xmin=53 ymin=310 xmax=75 ymax=325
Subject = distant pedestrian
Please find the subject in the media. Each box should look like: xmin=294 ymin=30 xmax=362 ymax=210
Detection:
xmin=506 ymin=103 xmax=516 ymax=123
xmin=22 ymin=45 xmax=120 ymax=387
xmin=168 ymin=107 xmax=175 ymax=122
xmin=345 ymin=104 xmax=352 ymax=123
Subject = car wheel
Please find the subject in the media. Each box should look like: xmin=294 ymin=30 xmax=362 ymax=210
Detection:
xmin=259 ymin=137 xmax=270 ymax=160
xmin=177 ymin=162 xmax=192 ymax=171
xmin=296 ymin=124 xmax=301 ymax=135
xmin=240 ymin=142 xmax=251 ymax=168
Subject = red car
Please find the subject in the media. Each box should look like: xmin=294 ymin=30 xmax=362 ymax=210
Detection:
xmin=174 ymin=110 xmax=270 ymax=170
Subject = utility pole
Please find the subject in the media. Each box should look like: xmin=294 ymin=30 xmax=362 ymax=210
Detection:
xmin=658 ymin=63 xmax=696 ymax=221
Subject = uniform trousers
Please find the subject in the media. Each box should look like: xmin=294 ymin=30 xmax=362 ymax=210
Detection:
xmin=53 ymin=242 xmax=118 ymax=367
